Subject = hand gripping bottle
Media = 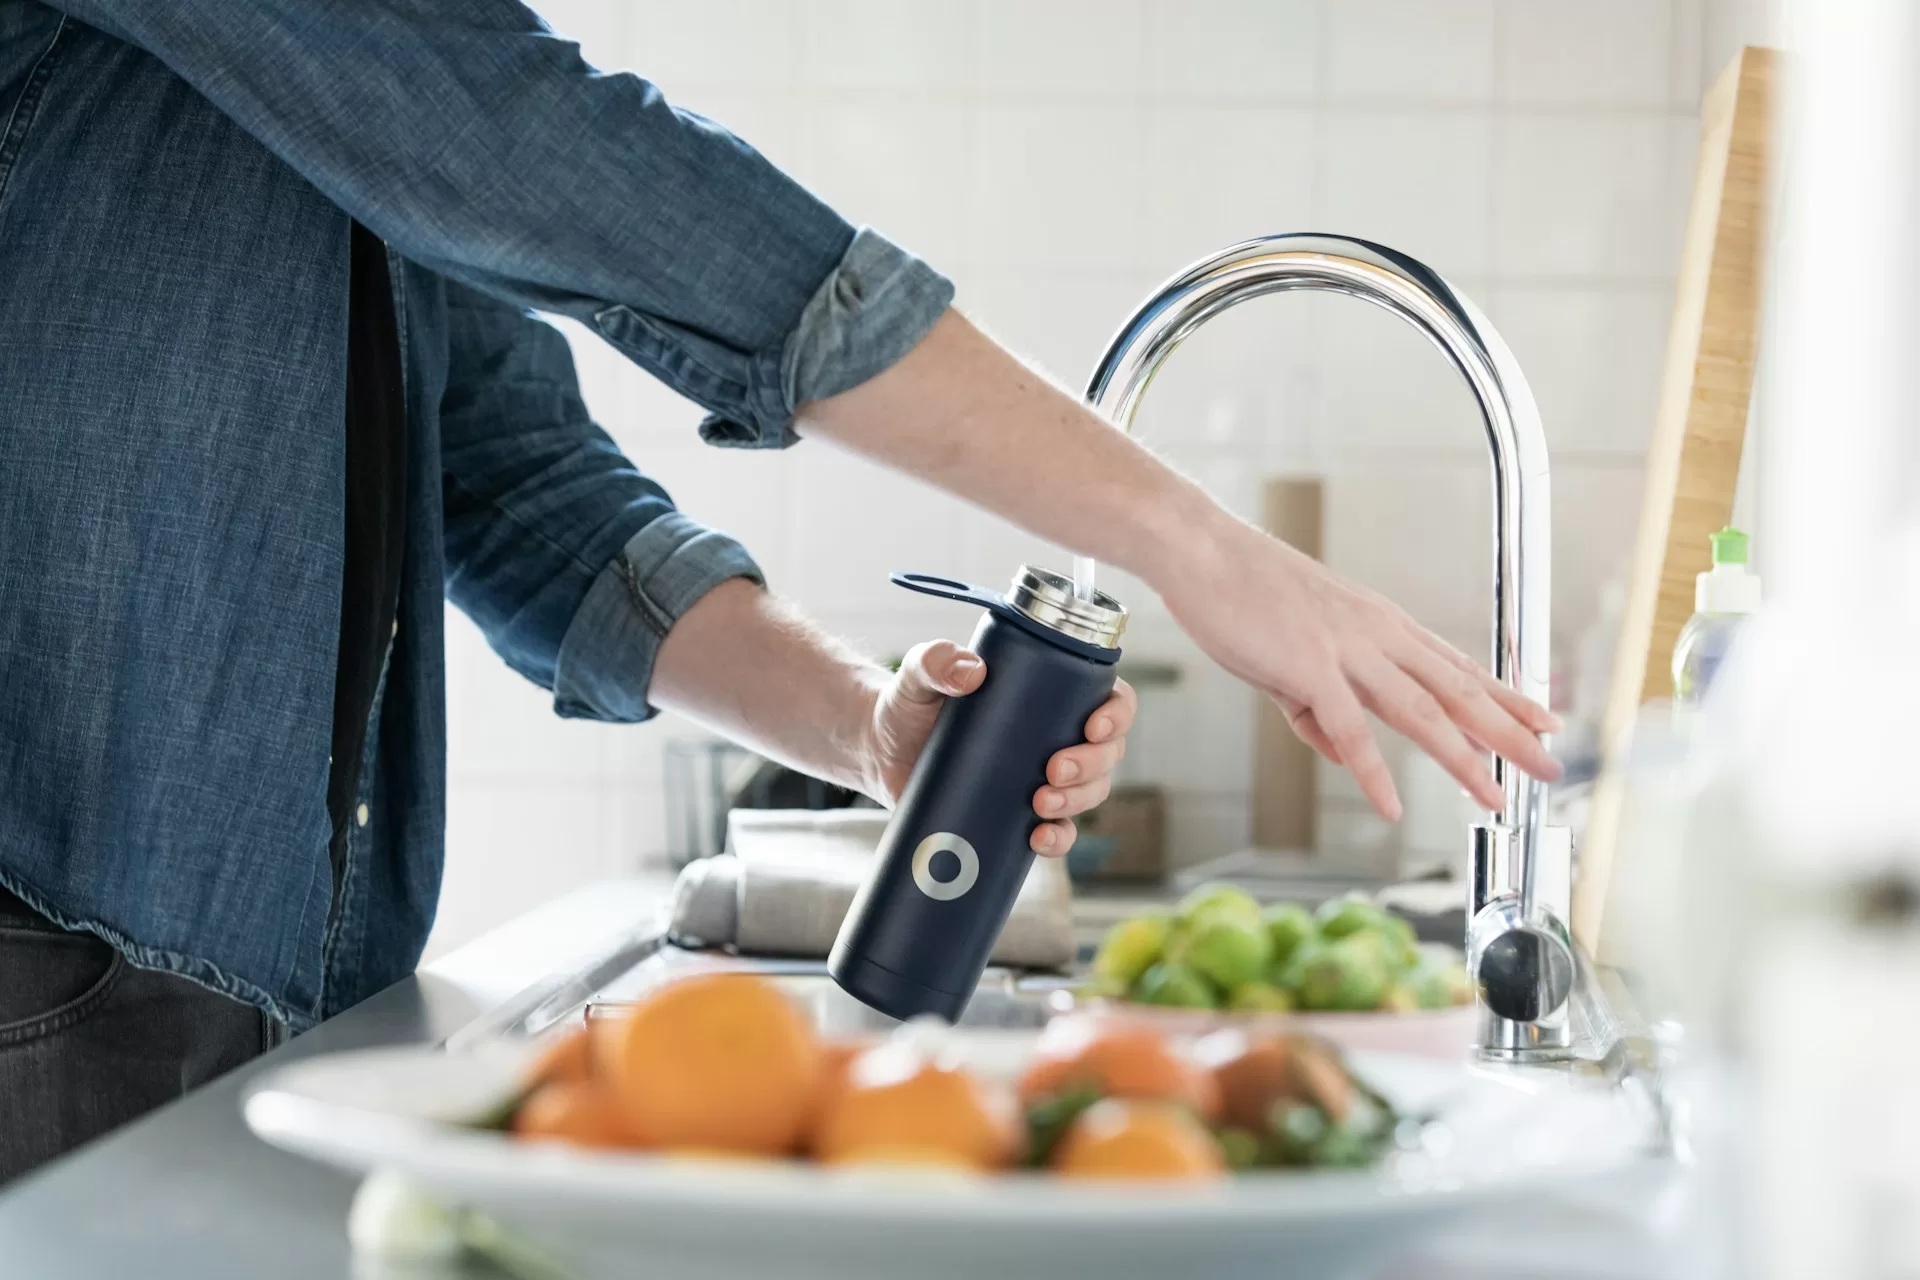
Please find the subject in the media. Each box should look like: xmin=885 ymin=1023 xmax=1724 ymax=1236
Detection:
xmin=829 ymin=566 xmax=1126 ymax=1022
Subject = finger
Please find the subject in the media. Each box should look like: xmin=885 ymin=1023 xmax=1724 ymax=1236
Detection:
xmin=1084 ymin=679 xmax=1138 ymax=743
xmin=895 ymin=639 xmax=984 ymax=704
xmin=1413 ymin=629 xmax=1562 ymax=734
xmin=1046 ymin=736 xmax=1125 ymax=786
xmin=1035 ymin=775 xmax=1113 ymax=820
xmin=1349 ymin=652 xmax=1504 ymax=812
xmin=1306 ymin=670 xmax=1402 ymax=821
xmin=1275 ymin=693 xmax=1344 ymax=765
xmin=1397 ymin=644 xmax=1563 ymax=783
xmin=1031 ymin=819 xmax=1076 ymax=857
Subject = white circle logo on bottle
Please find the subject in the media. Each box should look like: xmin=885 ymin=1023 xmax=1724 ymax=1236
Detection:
xmin=910 ymin=832 xmax=980 ymax=902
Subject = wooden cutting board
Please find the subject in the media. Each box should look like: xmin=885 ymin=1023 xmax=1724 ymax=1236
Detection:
xmin=1571 ymin=47 xmax=1777 ymax=957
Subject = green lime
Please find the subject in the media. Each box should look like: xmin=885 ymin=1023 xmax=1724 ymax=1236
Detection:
xmin=1132 ymin=960 xmax=1219 ymax=1009
xmin=1225 ymin=980 xmax=1294 ymax=1013
xmin=1184 ymin=915 xmax=1272 ymax=990
xmin=1380 ymin=983 xmax=1419 ymax=1013
xmin=1376 ymin=916 xmax=1420 ymax=975
xmin=1442 ymin=961 xmax=1475 ymax=1007
xmin=1269 ymin=937 xmax=1317 ymax=994
xmin=1261 ymin=902 xmax=1316 ymax=969
xmin=1176 ymin=882 xmax=1263 ymax=930
xmin=1400 ymin=945 xmax=1451 ymax=1009
xmin=1160 ymin=921 xmax=1193 ymax=965
xmin=1314 ymin=893 xmax=1390 ymax=940
xmin=1092 ymin=914 xmax=1172 ymax=986
xmin=1296 ymin=932 xmax=1392 ymax=1011
xmin=1406 ymin=944 xmax=1474 ymax=1006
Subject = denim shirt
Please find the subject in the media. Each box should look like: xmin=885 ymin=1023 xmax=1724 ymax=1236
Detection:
xmin=0 ymin=1 xmax=953 ymax=1027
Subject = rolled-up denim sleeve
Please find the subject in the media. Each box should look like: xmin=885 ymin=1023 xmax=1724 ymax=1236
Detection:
xmin=441 ymin=281 xmax=760 ymax=722
xmin=550 ymin=514 xmax=759 ymax=721
xmin=53 ymin=0 xmax=955 ymax=446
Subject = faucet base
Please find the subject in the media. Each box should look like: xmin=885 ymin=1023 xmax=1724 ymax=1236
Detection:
xmin=1479 ymin=1047 xmax=1580 ymax=1064
xmin=1468 ymin=823 xmax=1578 ymax=1058
xmin=1476 ymin=1012 xmax=1578 ymax=1062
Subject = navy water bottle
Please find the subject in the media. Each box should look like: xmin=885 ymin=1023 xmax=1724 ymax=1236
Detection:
xmin=829 ymin=565 xmax=1127 ymax=1023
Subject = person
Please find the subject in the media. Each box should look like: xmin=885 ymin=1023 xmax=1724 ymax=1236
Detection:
xmin=0 ymin=1 xmax=1561 ymax=1182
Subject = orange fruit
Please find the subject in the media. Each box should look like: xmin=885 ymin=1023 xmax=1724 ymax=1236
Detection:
xmin=823 ymin=1146 xmax=990 ymax=1174
xmin=1051 ymin=1098 xmax=1227 ymax=1181
xmin=512 ymin=1081 xmax=635 ymax=1150
xmin=658 ymin=1147 xmax=779 ymax=1165
xmin=816 ymin=1036 xmax=874 ymax=1111
xmin=1052 ymin=1105 xmax=1228 ymax=1182
xmin=1018 ymin=1016 xmax=1221 ymax=1122
xmin=1285 ymin=1035 xmax=1356 ymax=1123
xmin=522 ymin=1025 xmax=594 ymax=1089
xmin=598 ymin=972 xmax=823 ymax=1155
xmin=813 ymin=1041 xmax=1020 ymax=1171
xmin=1194 ymin=1029 xmax=1355 ymax=1128
xmin=1193 ymin=1029 xmax=1298 ymax=1132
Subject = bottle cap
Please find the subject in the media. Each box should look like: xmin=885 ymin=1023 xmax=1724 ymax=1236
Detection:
xmin=1710 ymin=526 xmax=1749 ymax=567
xmin=1697 ymin=526 xmax=1761 ymax=614
xmin=1007 ymin=565 xmax=1127 ymax=649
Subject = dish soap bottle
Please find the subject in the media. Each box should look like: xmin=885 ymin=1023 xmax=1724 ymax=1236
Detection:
xmin=1672 ymin=526 xmax=1762 ymax=709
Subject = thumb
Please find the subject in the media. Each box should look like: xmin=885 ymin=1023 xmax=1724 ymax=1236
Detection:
xmin=896 ymin=640 xmax=984 ymax=704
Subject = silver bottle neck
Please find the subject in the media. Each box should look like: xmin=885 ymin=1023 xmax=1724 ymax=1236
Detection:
xmin=1007 ymin=565 xmax=1126 ymax=649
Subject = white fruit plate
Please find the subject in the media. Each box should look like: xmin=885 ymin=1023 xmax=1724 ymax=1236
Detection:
xmin=243 ymin=1030 xmax=1654 ymax=1280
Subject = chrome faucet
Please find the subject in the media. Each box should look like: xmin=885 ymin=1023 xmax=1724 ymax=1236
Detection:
xmin=1078 ymin=233 xmax=1579 ymax=1061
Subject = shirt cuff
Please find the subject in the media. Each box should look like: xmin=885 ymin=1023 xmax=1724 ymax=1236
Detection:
xmin=697 ymin=227 xmax=955 ymax=450
xmin=551 ymin=512 xmax=764 ymax=722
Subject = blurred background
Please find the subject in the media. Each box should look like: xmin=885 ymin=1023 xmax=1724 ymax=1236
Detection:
xmin=429 ymin=0 xmax=1776 ymax=958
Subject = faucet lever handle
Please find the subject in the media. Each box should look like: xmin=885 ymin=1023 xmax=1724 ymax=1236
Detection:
xmin=1475 ymin=923 xmax=1576 ymax=1022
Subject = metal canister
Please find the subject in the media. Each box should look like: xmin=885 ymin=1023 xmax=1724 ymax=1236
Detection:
xmin=828 ymin=566 xmax=1126 ymax=1022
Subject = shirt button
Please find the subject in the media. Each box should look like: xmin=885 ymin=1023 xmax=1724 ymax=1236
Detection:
xmin=355 ymin=803 xmax=370 ymax=828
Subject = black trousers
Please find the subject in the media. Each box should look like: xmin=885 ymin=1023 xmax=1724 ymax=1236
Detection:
xmin=0 ymin=887 xmax=286 ymax=1186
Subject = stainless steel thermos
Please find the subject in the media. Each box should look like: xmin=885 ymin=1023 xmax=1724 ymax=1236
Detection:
xmin=829 ymin=565 xmax=1127 ymax=1022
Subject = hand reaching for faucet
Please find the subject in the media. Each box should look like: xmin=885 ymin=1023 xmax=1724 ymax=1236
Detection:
xmin=800 ymin=308 xmax=1563 ymax=821
xmin=1155 ymin=515 xmax=1561 ymax=819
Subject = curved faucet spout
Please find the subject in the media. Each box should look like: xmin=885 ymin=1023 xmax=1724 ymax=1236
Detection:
xmin=1081 ymin=234 xmax=1574 ymax=1060
xmin=1078 ymin=233 xmax=1551 ymax=846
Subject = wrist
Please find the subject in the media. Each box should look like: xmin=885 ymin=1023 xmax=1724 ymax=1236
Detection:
xmin=1118 ymin=470 xmax=1242 ymax=599
xmin=837 ymin=663 xmax=892 ymax=800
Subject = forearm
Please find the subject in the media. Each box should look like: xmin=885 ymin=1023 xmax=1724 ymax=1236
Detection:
xmin=796 ymin=309 xmax=1228 ymax=592
xmin=649 ymin=579 xmax=884 ymax=797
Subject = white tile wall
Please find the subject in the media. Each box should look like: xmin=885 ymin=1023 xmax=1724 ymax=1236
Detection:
xmin=1497 ymin=0 xmax=1676 ymax=107
xmin=800 ymin=102 xmax=974 ymax=269
xmin=797 ymin=0 xmax=974 ymax=93
xmin=1309 ymin=285 xmax=1491 ymax=461
xmin=1487 ymin=285 xmax=1672 ymax=455
xmin=1142 ymin=107 xmax=1316 ymax=268
xmin=1325 ymin=0 xmax=1496 ymax=103
xmin=969 ymin=104 xmax=1149 ymax=271
xmin=1492 ymin=114 xmax=1683 ymax=279
xmin=1143 ymin=0 xmax=1320 ymax=100
xmin=430 ymin=0 xmax=1707 ymax=954
xmin=1316 ymin=110 xmax=1495 ymax=278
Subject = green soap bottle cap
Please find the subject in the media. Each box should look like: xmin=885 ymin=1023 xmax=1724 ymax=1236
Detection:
xmin=1709 ymin=526 xmax=1749 ymax=567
